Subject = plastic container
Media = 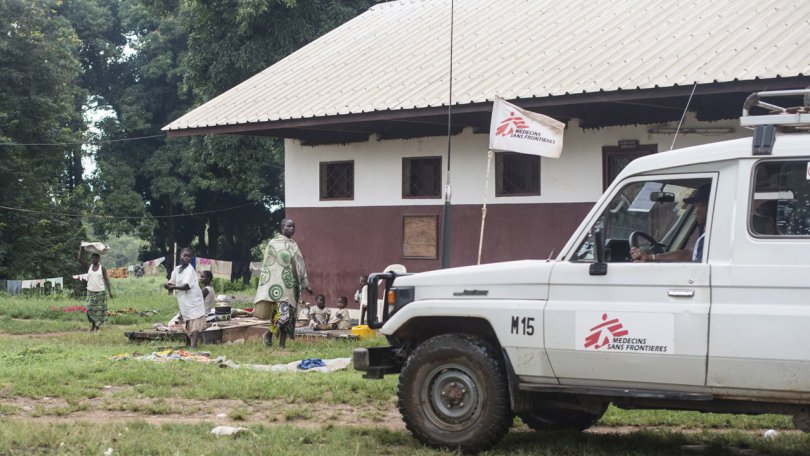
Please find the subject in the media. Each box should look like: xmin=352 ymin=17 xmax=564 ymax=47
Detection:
xmin=351 ymin=324 xmax=377 ymax=340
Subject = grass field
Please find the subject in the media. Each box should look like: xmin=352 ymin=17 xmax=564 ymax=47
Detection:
xmin=0 ymin=277 xmax=808 ymax=455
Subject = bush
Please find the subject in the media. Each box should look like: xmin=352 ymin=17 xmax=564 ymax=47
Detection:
xmin=211 ymin=276 xmax=258 ymax=294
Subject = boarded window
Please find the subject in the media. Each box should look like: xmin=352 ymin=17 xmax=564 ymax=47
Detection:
xmin=495 ymin=152 xmax=540 ymax=196
xmin=402 ymin=156 xmax=442 ymax=198
xmin=319 ymin=161 xmax=354 ymax=200
xmin=403 ymin=215 xmax=438 ymax=259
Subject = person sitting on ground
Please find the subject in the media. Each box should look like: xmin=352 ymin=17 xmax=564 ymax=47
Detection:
xmin=78 ymin=247 xmax=113 ymax=332
xmin=165 ymin=247 xmax=207 ymax=348
xmin=308 ymin=294 xmax=331 ymax=330
xmin=200 ymin=270 xmax=216 ymax=313
xmin=329 ymin=296 xmax=352 ymax=330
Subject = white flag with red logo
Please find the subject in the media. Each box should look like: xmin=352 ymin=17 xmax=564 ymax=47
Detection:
xmin=489 ymin=96 xmax=565 ymax=158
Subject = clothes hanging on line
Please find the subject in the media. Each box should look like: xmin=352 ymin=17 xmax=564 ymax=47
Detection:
xmin=6 ymin=280 xmax=21 ymax=295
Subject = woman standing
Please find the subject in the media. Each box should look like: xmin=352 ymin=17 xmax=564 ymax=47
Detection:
xmin=165 ymin=247 xmax=206 ymax=348
xmin=78 ymin=247 xmax=113 ymax=332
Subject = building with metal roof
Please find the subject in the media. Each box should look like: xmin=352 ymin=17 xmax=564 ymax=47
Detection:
xmin=165 ymin=0 xmax=809 ymax=143
xmin=164 ymin=0 xmax=810 ymax=303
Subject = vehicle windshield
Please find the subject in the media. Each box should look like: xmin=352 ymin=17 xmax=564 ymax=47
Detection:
xmin=575 ymin=178 xmax=711 ymax=262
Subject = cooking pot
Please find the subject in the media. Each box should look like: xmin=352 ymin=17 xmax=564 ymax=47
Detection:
xmin=215 ymin=306 xmax=231 ymax=321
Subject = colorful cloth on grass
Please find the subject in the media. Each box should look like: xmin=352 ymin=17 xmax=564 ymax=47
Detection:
xmin=111 ymin=349 xmax=217 ymax=364
xmin=298 ymin=358 xmax=326 ymax=370
xmin=219 ymin=357 xmax=351 ymax=373
xmin=86 ymin=290 xmax=108 ymax=325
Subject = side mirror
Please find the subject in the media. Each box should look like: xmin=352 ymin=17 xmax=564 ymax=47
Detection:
xmin=650 ymin=191 xmax=675 ymax=203
xmin=589 ymin=228 xmax=607 ymax=276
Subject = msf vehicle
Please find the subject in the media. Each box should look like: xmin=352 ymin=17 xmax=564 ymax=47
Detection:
xmin=354 ymin=90 xmax=810 ymax=452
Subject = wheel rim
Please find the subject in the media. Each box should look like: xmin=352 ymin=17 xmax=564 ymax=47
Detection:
xmin=422 ymin=363 xmax=483 ymax=430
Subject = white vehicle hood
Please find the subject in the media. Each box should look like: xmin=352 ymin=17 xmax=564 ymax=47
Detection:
xmin=392 ymin=260 xmax=555 ymax=302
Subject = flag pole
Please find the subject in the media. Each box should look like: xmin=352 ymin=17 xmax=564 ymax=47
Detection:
xmin=477 ymin=149 xmax=493 ymax=264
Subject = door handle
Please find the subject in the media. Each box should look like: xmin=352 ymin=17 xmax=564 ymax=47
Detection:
xmin=668 ymin=289 xmax=695 ymax=297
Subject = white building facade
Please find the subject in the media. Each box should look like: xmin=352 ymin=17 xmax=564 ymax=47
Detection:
xmin=284 ymin=114 xmax=748 ymax=297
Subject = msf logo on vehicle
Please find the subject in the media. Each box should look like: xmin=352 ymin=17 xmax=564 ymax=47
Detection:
xmin=584 ymin=313 xmax=628 ymax=350
xmin=495 ymin=111 xmax=529 ymax=137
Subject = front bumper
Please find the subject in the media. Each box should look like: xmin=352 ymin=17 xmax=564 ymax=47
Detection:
xmin=352 ymin=346 xmax=401 ymax=379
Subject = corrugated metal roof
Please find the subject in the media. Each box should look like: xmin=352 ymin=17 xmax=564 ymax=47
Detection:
xmin=164 ymin=0 xmax=810 ymax=132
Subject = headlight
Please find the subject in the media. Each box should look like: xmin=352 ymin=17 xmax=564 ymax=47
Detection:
xmin=387 ymin=286 xmax=414 ymax=311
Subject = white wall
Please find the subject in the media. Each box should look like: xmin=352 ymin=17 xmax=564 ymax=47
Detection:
xmin=284 ymin=113 xmax=748 ymax=208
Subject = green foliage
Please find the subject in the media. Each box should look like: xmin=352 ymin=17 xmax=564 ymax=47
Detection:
xmin=0 ymin=0 xmax=376 ymax=281
xmin=101 ymin=234 xmax=148 ymax=267
xmin=90 ymin=0 xmax=378 ymax=269
xmin=0 ymin=0 xmax=89 ymax=279
xmin=211 ymin=276 xmax=258 ymax=294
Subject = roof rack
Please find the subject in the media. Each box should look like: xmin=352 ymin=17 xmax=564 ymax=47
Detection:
xmin=741 ymin=89 xmax=810 ymax=130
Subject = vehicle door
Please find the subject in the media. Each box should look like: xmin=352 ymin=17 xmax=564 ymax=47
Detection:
xmin=546 ymin=175 xmax=715 ymax=387
xmin=708 ymin=159 xmax=810 ymax=392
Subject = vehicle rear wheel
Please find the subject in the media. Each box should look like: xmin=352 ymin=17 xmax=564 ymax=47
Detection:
xmin=397 ymin=333 xmax=512 ymax=452
xmin=519 ymin=403 xmax=607 ymax=432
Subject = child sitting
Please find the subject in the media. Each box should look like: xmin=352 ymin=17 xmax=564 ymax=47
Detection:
xmin=329 ymin=296 xmax=351 ymax=330
xmin=200 ymin=271 xmax=216 ymax=313
xmin=308 ymin=294 xmax=331 ymax=330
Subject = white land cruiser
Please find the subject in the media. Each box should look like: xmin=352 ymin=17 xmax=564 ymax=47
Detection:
xmin=353 ymin=90 xmax=810 ymax=452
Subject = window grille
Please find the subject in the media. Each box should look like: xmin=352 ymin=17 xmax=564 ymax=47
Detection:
xmin=319 ymin=161 xmax=354 ymax=200
xmin=402 ymin=157 xmax=441 ymax=198
xmin=495 ymin=152 xmax=540 ymax=196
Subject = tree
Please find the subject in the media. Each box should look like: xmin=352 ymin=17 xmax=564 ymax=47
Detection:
xmin=0 ymin=0 xmax=89 ymax=279
xmin=90 ymin=0 xmax=375 ymax=278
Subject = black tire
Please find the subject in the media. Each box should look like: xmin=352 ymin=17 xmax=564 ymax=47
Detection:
xmin=519 ymin=403 xmax=607 ymax=432
xmin=397 ymin=334 xmax=512 ymax=453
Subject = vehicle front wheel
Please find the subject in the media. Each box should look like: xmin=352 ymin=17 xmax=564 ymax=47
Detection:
xmin=519 ymin=403 xmax=607 ymax=432
xmin=397 ymin=334 xmax=512 ymax=453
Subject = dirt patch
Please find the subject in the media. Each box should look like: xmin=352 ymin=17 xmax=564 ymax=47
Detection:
xmin=2 ymin=392 xmax=796 ymax=438
xmin=0 ymin=392 xmax=405 ymax=429
xmin=2 ymin=332 xmax=85 ymax=338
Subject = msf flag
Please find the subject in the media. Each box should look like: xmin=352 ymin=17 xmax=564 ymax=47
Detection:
xmin=489 ymin=96 xmax=565 ymax=158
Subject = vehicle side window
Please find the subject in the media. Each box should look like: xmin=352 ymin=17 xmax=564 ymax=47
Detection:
xmin=750 ymin=161 xmax=810 ymax=236
xmin=574 ymin=178 xmax=712 ymax=262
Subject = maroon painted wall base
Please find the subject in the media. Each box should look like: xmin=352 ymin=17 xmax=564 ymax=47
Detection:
xmin=285 ymin=202 xmax=593 ymax=307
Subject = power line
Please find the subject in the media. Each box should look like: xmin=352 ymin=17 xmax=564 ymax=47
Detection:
xmin=0 ymin=201 xmax=262 ymax=220
xmin=0 ymin=133 xmax=167 ymax=148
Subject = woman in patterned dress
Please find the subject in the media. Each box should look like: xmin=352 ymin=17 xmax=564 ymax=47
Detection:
xmin=254 ymin=218 xmax=313 ymax=349
xmin=77 ymin=248 xmax=113 ymax=331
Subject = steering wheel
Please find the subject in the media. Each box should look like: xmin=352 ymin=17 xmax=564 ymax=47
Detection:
xmin=629 ymin=231 xmax=666 ymax=254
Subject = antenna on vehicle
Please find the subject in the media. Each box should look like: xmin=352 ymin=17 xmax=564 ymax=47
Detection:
xmin=670 ymin=82 xmax=698 ymax=151
xmin=545 ymin=249 xmax=555 ymax=262
xmin=440 ymin=0 xmax=455 ymax=269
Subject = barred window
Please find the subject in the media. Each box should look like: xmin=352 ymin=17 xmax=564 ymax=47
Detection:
xmin=495 ymin=152 xmax=540 ymax=196
xmin=402 ymin=156 xmax=442 ymax=198
xmin=319 ymin=161 xmax=354 ymax=200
